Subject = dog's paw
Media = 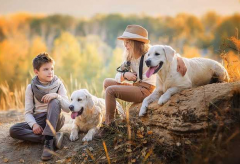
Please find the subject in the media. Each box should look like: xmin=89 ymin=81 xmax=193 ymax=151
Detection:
xmin=69 ymin=132 xmax=79 ymax=142
xmin=82 ymin=135 xmax=92 ymax=142
xmin=158 ymin=95 xmax=170 ymax=105
xmin=139 ymin=106 xmax=147 ymax=117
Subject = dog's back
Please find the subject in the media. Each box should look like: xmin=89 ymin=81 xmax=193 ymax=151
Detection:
xmin=183 ymin=57 xmax=229 ymax=87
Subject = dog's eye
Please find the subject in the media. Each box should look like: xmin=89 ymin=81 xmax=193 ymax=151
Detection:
xmin=78 ymin=98 xmax=82 ymax=102
xmin=147 ymin=53 xmax=150 ymax=56
xmin=155 ymin=52 xmax=160 ymax=56
xmin=71 ymin=98 xmax=72 ymax=101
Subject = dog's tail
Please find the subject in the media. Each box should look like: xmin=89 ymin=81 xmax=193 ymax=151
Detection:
xmin=116 ymin=101 xmax=126 ymax=118
xmin=214 ymin=61 xmax=230 ymax=82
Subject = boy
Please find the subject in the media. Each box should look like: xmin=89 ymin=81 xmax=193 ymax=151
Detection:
xmin=10 ymin=53 xmax=70 ymax=161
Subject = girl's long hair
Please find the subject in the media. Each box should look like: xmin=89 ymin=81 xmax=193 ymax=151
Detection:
xmin=124 ymin=40 xmax=150 ymax=61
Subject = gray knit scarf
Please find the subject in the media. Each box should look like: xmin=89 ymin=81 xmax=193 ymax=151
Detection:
xmin=31 ymin=75 xmax=62 ymax=103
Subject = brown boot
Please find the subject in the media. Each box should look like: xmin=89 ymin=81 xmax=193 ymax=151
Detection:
xmin=41 ymin=139 xmax=54 ymax=161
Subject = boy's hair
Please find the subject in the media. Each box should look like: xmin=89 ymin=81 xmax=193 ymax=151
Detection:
xmin=32 ymin=53 xmax=55 ymax=70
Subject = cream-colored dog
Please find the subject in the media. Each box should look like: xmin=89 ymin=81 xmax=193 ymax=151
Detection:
xmin=139 ymin=45 xmax=229 ymax=116
xmin=69 ymin=89 xmax=124 ymax=142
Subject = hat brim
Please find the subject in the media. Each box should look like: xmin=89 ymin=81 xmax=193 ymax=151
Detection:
xmin=117 ymin=36 xmax=150 ymax=44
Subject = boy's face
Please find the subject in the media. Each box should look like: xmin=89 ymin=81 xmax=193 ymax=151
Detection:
xmin=34 ymin=62 xmax=54 ymax=83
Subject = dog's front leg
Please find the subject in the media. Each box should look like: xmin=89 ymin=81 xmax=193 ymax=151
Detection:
xmin=70 ymin=122 xmax=79 ymax=142
xmin=158 ymin=87 xmax=182 ymax=105
xmin=139 ymin=89 xmax=163 ymax=116
xmin=82 ymin=128 xmax=98 ymax=142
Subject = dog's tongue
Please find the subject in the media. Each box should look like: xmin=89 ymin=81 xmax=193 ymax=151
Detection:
xmin=146 ymin=66 xmax=158 ymax=78
xmin=71 ymin=112 xmax=78 ymax=119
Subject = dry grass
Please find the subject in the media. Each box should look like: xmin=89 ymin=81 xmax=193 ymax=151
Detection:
xmin=71 ymin=117 xmax=162 ymax=164
xmin=0 ymin=81 xmax=25 ymax=110
xmin=0 ymin=75 xmax=102 ymax=111
xmin=220 ymin=34 xmax=240 ymax=82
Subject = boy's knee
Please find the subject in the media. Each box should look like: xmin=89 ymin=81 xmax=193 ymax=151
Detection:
xmin=49 ymin=99 xmax=60 ymax=107
xmin=48 ymin=99 xmax=61 ymax=112
xmin=9 ymin=125 xmax=18 ymax=138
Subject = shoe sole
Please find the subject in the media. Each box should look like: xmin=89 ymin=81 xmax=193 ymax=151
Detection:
xmin=41 ymin=156 xmax=53 ymax=161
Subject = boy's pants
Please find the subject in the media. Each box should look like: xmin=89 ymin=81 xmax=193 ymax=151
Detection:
xmin=103 ymin=78 xmax=155 ymax=124
xmin=9 ymin=99 xmax=65 ymax=143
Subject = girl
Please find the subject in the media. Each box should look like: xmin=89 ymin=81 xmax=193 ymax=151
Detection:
xmin=98 ymin=25 xmax=186 ymax=136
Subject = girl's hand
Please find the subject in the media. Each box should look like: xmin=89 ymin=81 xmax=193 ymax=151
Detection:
xmin=124 ymin=72 xmax=137 ymax=81
xmin=177 ymin=57 xmax=187 ymax=76
xmin=41 ymin=93 xmax=58 ymax=103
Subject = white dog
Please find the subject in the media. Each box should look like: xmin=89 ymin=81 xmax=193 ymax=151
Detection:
xmin=69 ymin=89 xmax=124 ymax=142
xmin=139 ymin=45 xmax=229 ymax=116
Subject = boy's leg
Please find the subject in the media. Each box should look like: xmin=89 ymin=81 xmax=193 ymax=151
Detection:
xmin=41 ymin=99 xmax=64 ymax=161
xmin=42 ymin=99 xmax=63 ymax=136
xmin=9 ymin=113 xmax=47 ymax=143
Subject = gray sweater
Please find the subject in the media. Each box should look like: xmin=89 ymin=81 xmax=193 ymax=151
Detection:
xmin=24 ymin=84 xmax=70 ymax=128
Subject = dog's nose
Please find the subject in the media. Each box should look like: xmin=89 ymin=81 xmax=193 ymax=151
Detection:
xmin=145 ymin=60 xmax=151 ymax=67
xmin=69 ymin=105 xmax=74 ymax=111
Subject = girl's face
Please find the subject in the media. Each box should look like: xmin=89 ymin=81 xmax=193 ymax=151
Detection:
xmin=124 ymin=39 xmax=132 ymax=51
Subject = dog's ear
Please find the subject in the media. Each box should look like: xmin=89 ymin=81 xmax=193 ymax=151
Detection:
xmin=87 ymin=96 xmax=94 ymax=109
xmin=164 ymin=45 xmax=176 ymax=62
xmin=83 ymin=89 xmax=94 ymax=109
xmin=82 ymin=89 xmax=90 ymax=97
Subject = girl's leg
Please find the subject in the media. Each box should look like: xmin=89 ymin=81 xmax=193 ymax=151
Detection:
xmin=103 ymin=78 xmax=131 ymax=90
xmin=105 ymin=85 xmax=150 ymax=124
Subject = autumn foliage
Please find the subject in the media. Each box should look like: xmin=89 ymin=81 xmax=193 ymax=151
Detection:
xmin=0 ymin=12 xmax=239 ymax=110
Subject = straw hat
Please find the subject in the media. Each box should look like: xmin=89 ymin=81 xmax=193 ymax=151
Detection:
xmin=117 ymin=25 xmax=150 ymax=44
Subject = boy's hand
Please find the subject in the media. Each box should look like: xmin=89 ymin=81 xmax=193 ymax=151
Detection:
xmin=41 ymin=93 xmax=58 ymax=103
xmin=33 ymin=123 xmax=43 ymax=135
xmin=177 ymin=57 xmax=187 ymax=76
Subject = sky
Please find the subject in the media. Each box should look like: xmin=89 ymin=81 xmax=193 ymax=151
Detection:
xmin=0 ymin=0 xmax=239 ymax=17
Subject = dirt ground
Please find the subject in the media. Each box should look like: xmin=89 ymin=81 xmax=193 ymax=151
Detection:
xmin=0 ymin=110 xmax=85 ymax=164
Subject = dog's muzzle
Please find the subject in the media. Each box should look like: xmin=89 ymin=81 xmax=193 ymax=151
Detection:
xmin=71 ymin=107 xmax=84 ymax=119
xmin=145 ymin=59 xmax=151 ymax=67
xmin=69 ymin=105 xmax=74 ymax=111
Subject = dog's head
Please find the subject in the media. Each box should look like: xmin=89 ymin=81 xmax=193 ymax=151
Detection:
xmin=145 ymin=45 xmax=176 ymax=78
xmin=69 ymin=89 xmax=94 ymax=119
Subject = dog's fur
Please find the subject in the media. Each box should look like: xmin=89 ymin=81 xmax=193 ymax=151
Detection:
xmin=69 ymin=89 xmax=124 ymax=142
xmin=139 ymin=45 xmax=229 ymax=116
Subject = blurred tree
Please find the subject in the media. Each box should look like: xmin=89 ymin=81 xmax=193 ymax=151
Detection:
xmin=213 ymin=14 xmax=240 ymax=52
xmin=28 ymin=36 xmax=48 ymax=76
xmin=0 ymin=12 xmax=239 ymax=93
xmin=182 ymin=45 xmax=201 ymax=58
xmin=52 ymin=32 xmax=81 ymax=84
xmin=104 ymin=47 xmax=123 ymax=78
xmin=0 ymin=35 xmax=30 ymax=87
